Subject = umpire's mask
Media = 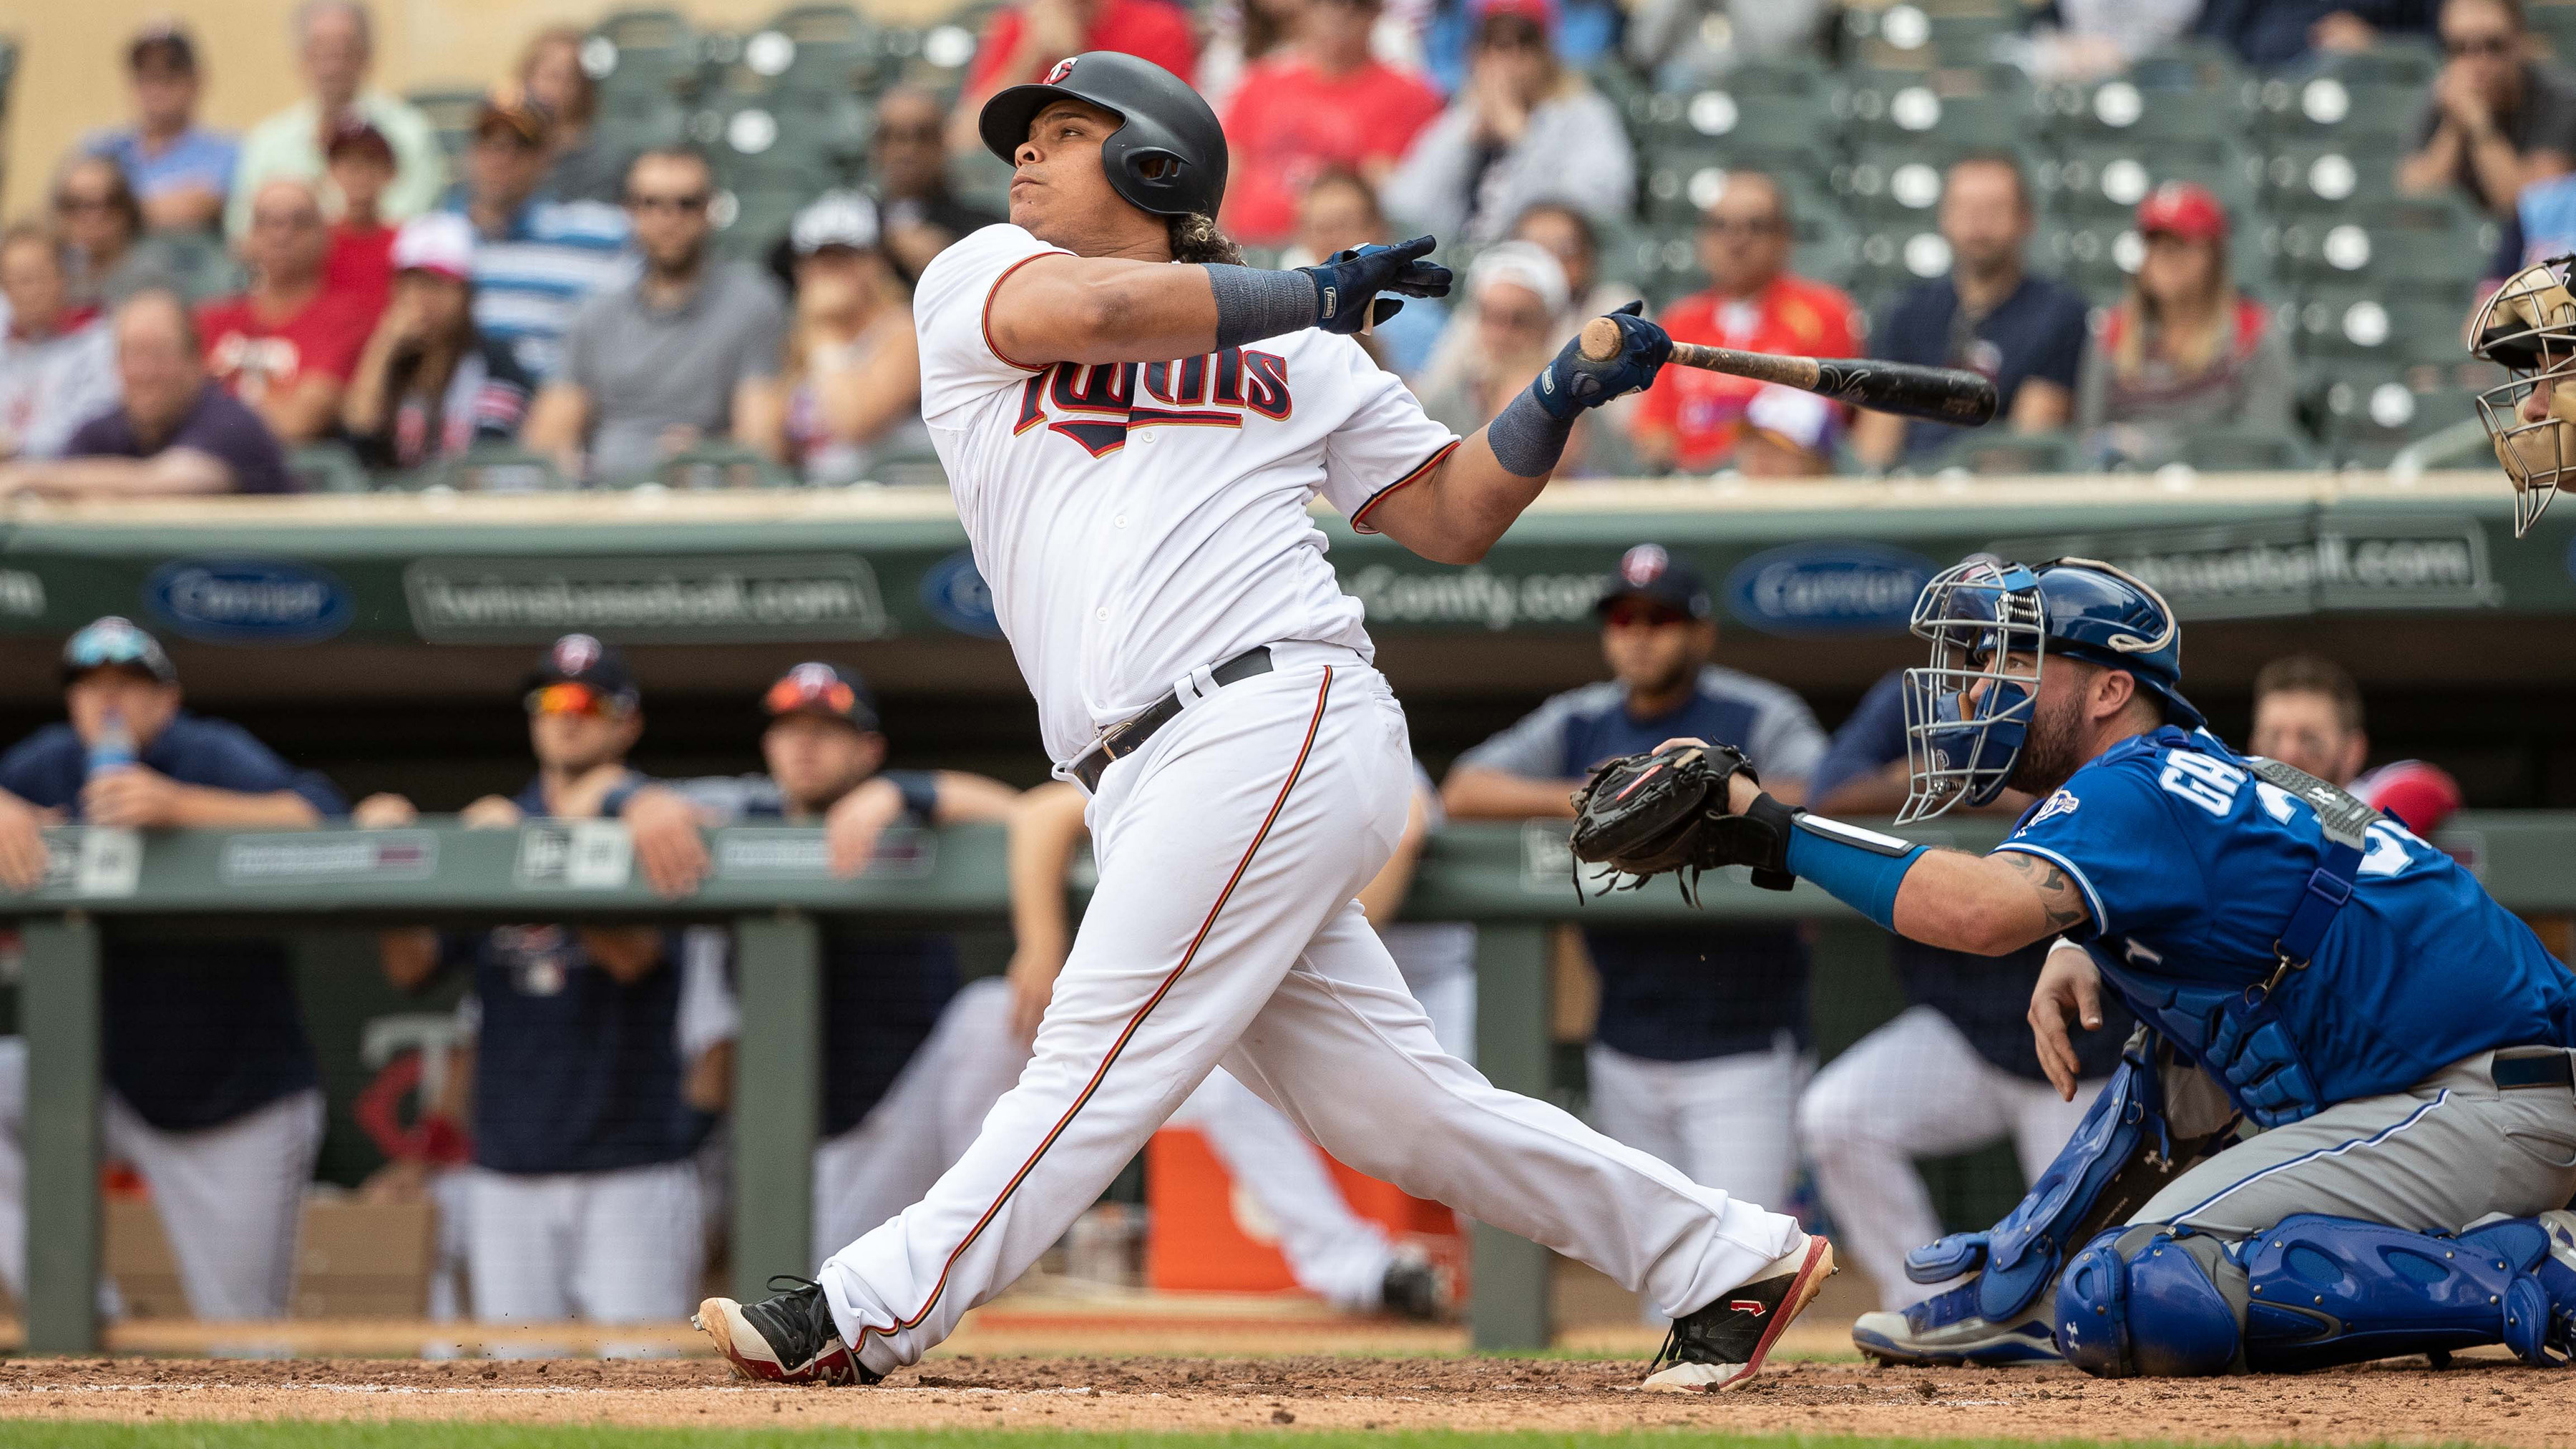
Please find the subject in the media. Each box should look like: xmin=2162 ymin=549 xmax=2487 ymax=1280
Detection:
xmin=2472 ymin=255 xmax=2576 ymax=538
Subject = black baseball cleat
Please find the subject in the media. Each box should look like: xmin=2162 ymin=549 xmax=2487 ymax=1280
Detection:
xmin=1643 ymin=1232 xmax=1838 ymax=1392
xmin=1379 ymin=1246 xmax=1452 ymax=1322
xmin=694 ymin=1275 xmax=881 ymax=1385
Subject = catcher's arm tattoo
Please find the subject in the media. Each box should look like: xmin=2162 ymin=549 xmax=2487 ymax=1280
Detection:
xmin=1887 ymin=846 xmax=2096 ymax=957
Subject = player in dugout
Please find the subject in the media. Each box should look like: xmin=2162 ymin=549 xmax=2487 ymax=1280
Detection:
xmin=610 ymin=661 xmax=1031 ymax=1267
xmin=1639 ymin=557 xmax=2576 ymax=1374
xmin=0 ymin=616 xmax=345 ymax=1322
xmin=366 ymin=635 xmax=733 ymax=1347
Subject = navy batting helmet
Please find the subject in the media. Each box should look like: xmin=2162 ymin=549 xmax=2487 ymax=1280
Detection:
xmin=1898 ymin=557 xmax=2202 ymax=820
xmin=977 ymin=52 xmax=1228 ymax=219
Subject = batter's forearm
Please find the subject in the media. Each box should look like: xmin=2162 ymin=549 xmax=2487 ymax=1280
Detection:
xmin=1364 ymin=432 xmax=1547 ymax=565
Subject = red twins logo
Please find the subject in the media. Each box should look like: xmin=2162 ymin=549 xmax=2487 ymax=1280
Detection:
xmin=1045 ymin=57 xmax=1078 ymax=83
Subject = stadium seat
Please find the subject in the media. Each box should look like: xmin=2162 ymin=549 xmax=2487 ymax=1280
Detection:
xmin=2041 ymin=75 xmax=2252 ymax=149
xmin=2270 ymin=197 xmax=2495 ymax=303
xmin=1836 ymin=83 xmax=2029 ymax=153
xmin=406 ymin=87 xmax=489 ymax=162
xmin=2123 ymin=37 xmax=2250 ymax=96
xmin=1915 ymin=428 xmax=2079 ymax=475
xmin=2245 ymin=71 xmax=2421 ymax=147
xmin=748 ymin=4 xmax=879 ymax=94
xmin=288 ymin=442 xmax=371 ymax=495
xmin=868 ymin=439 xmax=949 ymax=487
xmin=585 ymin=8 xmax=703 ymax=105
xmin=651 ymin=440 xmax=798 ymax=490
xmin=2293 ymin=293 xmax=2473 ymax=369
xmin=2318 ymin=379 xmax=2487 ymax=466
xmin=2167 ymin=426 xmax=2319 ymax=472
xmin=2260 ymin=139 xmax=2407 ymax=217
xmin=2041 ymin=137 xmax=2261 ymax=223
xmin=715 ymin=182 xmax=808 ymax=260
xmin=409 ymin=441 xmax=569 ymax=494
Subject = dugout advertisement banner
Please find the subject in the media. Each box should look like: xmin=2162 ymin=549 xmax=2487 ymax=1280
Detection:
xmin=0 ymin=482 xmax=2560 ymax=648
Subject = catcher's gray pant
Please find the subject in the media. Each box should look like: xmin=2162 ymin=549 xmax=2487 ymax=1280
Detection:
xmin=0 ymin=1038 xmax=322 ymax=1321
xmin=2132 ymin=1046 xmax=2576 ymax=1238
xmin=1800 ymin=1005 xmax=2105 ymax=1310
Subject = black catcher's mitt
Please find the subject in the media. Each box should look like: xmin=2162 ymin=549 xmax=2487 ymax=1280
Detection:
xmin=1567 ymin=743 xmax=1768 ymax=903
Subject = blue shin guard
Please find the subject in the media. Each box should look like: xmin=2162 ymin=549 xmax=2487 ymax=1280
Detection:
xmin=2057 ymin=1211 xmax=2576 ymax=1377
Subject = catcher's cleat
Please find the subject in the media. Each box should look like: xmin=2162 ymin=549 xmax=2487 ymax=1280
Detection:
xmin=695 ymin=1275 xmax=879 ymax=1385
xmin=1851 ymin=1282 xmax=2062 ymax=1367
xmin=1642 ymin=1232 xmax=1836 ymax=1392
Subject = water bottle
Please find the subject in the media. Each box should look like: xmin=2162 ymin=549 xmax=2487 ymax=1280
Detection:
xmin=88 ymin=708 xmax=136 ymax=780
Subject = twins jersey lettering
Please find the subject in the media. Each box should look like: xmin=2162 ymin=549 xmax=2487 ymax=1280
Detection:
xmin=914 ymin=223 xmax=1461 ymax=763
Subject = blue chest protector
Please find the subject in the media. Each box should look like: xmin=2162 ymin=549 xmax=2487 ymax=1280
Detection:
xmin=2087 ymin=753 xmax=2367 ymax=1128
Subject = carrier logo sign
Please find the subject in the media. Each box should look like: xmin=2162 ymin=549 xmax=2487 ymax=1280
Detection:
xmin=147 ymin=557 xmax=354 ymax=643
xmin=406 ymin=555 xmax=892 ymax=643
xmin=1724 ymin=542 xmax=1936 ymax=635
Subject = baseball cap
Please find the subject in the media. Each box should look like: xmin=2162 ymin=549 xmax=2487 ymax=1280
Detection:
xmin=127 ymin=23 xmax=199 ymax=74
xmin=474 ymin=95 xmax=553 ymax=149
xmin=791 ymin=192 xmax=882 ymax=257
xmin=392 ymin=213 xmax=474 ymax=282
xmin=62 ymin=616 xmax=177 ymax=685
xmin=1475 ymin=0 xmax=1558 ymax=35
xmin=1467 ymin=240 xmax=1569 ymax=316
xmin=1594 ymin=543 xmax=1714 ymax=620
xmin=762 ymin=661 xmax=881 ymax=731
xmin=1745 ymin=384 xmax=1836 ymax=454
xmin=324 ymin=117 xmax=396 ymax=166
xmin=523 ymin=633 xmax=639 ymax=712
xmin=2135 ymin=181 xmax=2227 ymax=243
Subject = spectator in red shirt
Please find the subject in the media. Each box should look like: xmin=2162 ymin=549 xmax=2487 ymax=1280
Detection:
xmin=323 ymin=119 xmax=399 ymax=324
xmin=197 ymin=177 xmax=374 ymax=444
xmin=1631 ymin=172 xmax=1860 ymax=475
xmin=1219 ymin=0 xmax=1445 ymax=245
xmin=946 ymin=0 xmax=1198 ymax=155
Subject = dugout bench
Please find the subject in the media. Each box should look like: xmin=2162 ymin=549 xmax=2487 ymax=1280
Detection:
xmin=9 ymin=812 xmax=2575 ymax=1355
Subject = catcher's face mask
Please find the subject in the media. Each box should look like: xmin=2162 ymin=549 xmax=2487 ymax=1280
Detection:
xmin=2472 ymin=255 xmax=2576 ymax=538
xmin=1900 ymin=559 xmax=2046 ymax=823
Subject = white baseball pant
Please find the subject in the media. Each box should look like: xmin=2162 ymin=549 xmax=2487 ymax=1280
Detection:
xmin=816 ymin=652 xmax=1801 ymax=1373
xmin=1797 ymin=1005 xmax=2104 ymax=1311
xmin=467 ymin=1158 xmax=703 ymax=1354
xmin=0 ymin=1038 xmax=322 ymax=1320
xmin=1169 ymin=951 xmax=1476 ymax=1311
xmin=811 ymin=977 xmax=1030 ymax=1264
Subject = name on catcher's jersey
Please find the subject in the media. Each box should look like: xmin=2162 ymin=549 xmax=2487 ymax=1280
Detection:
xmin=916 ymin=223 xmax=1462 ymax=763
xmin=1999 ymin=726 xmax=2576 ymax=1109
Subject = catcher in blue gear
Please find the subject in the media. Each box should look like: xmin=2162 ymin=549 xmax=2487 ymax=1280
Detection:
xmin=1647 ymin=556 xmax=2576 ymax=1375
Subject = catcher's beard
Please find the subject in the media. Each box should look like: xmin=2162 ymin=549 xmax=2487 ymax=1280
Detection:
xmin=2004 ymin=686 xmax=2090 ymax=799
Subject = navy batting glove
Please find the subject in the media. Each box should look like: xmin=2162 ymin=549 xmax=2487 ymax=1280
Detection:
xmin=1297 ymin=236 xmax=1454 ymax=336
xmin=1533 ymin=302 xmax=1672 ymax=421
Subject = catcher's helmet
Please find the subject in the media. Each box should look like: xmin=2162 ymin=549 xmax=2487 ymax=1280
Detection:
xmin=2469 ymin=254 xmax=2576 ymax=537
xmin=978 ymin=52 xmax=1228 ymax=219
xmin=1898 ymin=557 xmax=2200 ymax=821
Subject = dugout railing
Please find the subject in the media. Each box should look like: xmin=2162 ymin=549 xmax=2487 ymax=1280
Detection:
xmin=9 ymin=812 xmax=2575 ymax=1355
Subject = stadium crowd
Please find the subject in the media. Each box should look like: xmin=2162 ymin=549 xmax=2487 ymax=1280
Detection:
xmin=0 ymin=0 xmax=2563 ymax=489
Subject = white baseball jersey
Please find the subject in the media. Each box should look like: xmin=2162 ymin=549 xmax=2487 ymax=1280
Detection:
xmin=914 ymin=223 xmax=1462 ymax=763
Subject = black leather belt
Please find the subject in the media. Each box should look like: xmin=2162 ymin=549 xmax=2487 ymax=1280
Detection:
xmin=2494 ymin=1050 xmax=2576 ymax=1091
xmin=1070 ymin=647 xmax=1274 ymax=791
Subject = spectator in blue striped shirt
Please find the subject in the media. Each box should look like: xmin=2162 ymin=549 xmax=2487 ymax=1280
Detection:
xmin=444 ymin=97 xmax=631 ymax=383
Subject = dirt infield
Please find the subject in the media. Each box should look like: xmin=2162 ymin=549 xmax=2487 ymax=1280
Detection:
xmin=0 ymin=1354 xmax=2568 ymax=1442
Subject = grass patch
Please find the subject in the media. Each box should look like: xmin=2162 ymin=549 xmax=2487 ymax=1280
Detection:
xmin=0 ymin=1428 xmax=2523 ymax=1449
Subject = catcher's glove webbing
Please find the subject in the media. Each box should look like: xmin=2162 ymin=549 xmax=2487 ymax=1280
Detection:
xmin=1566 ymin=743 xmax=1797 ymax=903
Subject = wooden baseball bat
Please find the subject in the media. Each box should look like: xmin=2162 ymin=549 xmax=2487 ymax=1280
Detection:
xmin=1580 ymin=317 xmax=2000 ymax=427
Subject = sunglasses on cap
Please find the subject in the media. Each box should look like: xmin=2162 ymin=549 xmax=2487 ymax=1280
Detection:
xmin=527 ymin=682 xmax=625 ymax=718
xmin=764 ymin=673 xmax=861 ymax=720
xmin=1603 ymin=599 xmax=1691 ymax=629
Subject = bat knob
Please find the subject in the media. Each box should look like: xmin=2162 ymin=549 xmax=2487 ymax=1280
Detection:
xmin=1579 ymin=316 xmax=1623 ymax=363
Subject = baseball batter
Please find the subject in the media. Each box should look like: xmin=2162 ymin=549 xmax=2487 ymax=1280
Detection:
xmin=696 ymin=51 xmax=1831 ymax=1390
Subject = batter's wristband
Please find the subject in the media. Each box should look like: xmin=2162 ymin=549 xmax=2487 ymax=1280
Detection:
xmin=1206 ymin=264 xmax=1324 ymax=350
xmin=1781 ymin=811 xmax=1928 ymax=934
xmin=1487 ymin=384 xmax=1575 ymax=478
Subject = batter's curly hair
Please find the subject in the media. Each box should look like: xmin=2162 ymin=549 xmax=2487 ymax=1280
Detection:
xmin=1168 ymin=213 xmax=1244 ymax=266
